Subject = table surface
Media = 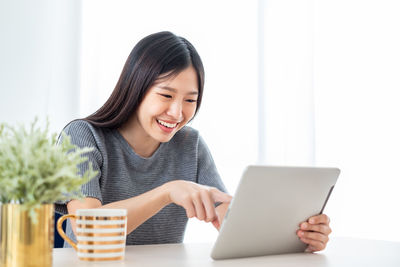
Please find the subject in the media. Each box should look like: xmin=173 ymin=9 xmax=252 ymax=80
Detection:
xmin=53 ymin=237 xmax=400 ymax=267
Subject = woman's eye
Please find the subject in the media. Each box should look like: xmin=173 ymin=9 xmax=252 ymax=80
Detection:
xmin=186 ymin=99 xmax=197 ymax=103
xmin=160 ymin=94 xmax=172 ymax=99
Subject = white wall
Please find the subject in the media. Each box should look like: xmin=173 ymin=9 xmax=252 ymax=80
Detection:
xmin=0 ymin=0 xmax=81 ymax=133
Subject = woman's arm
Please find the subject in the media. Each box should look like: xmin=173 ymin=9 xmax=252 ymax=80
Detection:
xmin=67 ymin=184 xmax=170 ymax=235
xmin=67 ymin=180 xmax=232 ymax=235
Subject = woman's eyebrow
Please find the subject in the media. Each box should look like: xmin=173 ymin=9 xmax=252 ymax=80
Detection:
xmin=157 ymin=86 xmax=198 ymax=95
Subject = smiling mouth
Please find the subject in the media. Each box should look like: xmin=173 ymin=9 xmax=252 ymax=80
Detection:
xmin=156 ymin=119 xmax=179 ymax=129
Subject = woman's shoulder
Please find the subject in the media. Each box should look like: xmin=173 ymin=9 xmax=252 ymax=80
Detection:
xmin=60 ymin=119 xmax=106 ymax=147
xmin=62 ymin=119 xmax=97 ymax=135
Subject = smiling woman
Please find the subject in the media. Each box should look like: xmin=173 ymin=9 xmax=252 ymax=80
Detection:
xmin=118 ymin=66 xmax=200 ymax=156
xmin=55 ymin=31 xmax=232 ymax=247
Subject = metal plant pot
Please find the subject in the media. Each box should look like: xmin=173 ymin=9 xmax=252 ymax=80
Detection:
xmin=1 ymin=204 xmax=54 ymax=267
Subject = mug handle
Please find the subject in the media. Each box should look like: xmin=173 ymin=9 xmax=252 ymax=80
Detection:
xmin=56 ymin=214 xmax=78 ymax=250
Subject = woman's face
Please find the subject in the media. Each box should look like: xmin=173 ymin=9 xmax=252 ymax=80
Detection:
xmin=134 ymin=66 xmax=199 ymax=143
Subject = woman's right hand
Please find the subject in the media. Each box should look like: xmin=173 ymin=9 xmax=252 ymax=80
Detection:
xmin=163 ymin=180 xmax=232 ymax=223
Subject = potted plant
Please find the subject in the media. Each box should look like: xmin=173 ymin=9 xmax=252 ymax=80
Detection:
xmin=0 ymin=119 xmax=97 ymax=267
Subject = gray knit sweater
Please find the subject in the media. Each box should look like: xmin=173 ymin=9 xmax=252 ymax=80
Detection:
xmin=55 ymin=120 xmax=227 ymax=247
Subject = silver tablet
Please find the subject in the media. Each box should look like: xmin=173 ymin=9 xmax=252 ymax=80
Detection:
xmin=211 ymin=165 xmax=340 ymax=260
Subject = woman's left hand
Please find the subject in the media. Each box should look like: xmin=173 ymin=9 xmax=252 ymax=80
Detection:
xmin=297 ymin=214 xmax=332 ymax=252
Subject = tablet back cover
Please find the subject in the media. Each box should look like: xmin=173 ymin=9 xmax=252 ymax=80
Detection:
xmin=211 ymin=165 xmax=339 ymax=260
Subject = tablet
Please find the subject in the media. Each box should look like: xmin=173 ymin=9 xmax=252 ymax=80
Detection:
xmin=211 ymin=165 xmax=340 ymax=260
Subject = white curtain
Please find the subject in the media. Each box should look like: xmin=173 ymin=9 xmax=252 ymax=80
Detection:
xmin=313 ymin=0 xmax=400 ymax=242
xmin=260 ymin=0 xmax=400 ymax=242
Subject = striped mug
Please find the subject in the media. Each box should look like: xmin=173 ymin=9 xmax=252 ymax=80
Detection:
xmin=57 ymin=209 xmax=127 ymax=261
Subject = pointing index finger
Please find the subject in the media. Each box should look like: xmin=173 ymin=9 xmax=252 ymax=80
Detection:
xmin=209 ymin=188 xmax=232 ymax=203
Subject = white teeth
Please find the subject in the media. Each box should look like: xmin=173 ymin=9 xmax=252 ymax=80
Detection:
xmin=157 ymin=119 xmax=177 ymax=128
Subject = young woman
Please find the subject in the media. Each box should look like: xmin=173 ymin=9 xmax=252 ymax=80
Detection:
xmin=56 ymin=31 xmax=331 ymax=252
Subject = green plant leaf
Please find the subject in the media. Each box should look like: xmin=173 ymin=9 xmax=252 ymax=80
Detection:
xmin=0 ymin=119 xmax=98 ymax=222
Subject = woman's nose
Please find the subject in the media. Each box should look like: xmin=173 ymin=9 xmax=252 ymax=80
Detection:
xmin=166 ymin=101 xmax=183 ymax=120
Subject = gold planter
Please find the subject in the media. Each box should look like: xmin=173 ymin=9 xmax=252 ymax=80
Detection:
xmin=1 ymin=204 xmax=54 ymax=267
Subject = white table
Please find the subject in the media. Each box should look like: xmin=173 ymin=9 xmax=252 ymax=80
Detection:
xmin=53 ymin=237 xmax=400 ymax=266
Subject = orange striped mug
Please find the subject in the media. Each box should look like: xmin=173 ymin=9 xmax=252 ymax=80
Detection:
xmin=57 ymin=209 xmax=127 ymax=261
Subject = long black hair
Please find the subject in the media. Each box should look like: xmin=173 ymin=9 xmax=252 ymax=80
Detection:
xmin=84 ymin=31 xmax=205 ymax=129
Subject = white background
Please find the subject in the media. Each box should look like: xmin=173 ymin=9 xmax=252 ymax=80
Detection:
xmin=0 ymin=0 xmax=399 ymax=243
